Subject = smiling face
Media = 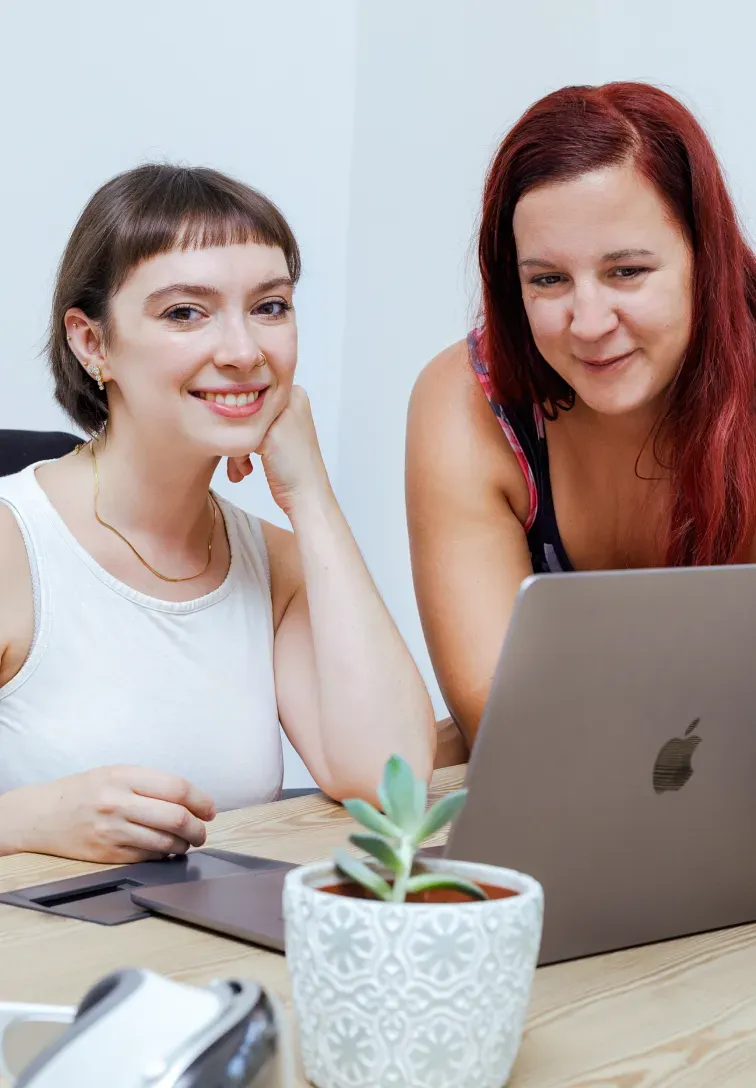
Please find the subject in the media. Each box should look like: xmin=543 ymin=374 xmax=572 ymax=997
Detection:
xmin=69 ymin=241 xmax=297 ymax=457
xmin=513 ymin=162 xmax=694 ymax=419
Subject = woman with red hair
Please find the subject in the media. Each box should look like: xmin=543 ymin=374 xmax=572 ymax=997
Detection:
xmin=407 ymin=82 xmax=756 ymax=748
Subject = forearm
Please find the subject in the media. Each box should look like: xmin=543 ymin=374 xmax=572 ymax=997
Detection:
xmin=288 ymin=485 xmax=436 ymax=798
xmin=0 ymin=782 xmax=45 ymax=856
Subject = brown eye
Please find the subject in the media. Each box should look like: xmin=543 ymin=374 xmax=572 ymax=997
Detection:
xmin=164 ymin=305 xmax=204 ymax=322
xmin=254 ymin=299 xmax=290 ymax=318
xmin=612 ymin=267 xmax=648 ymax=280
xmin=530 ymin=275 xmax=563 ymax=288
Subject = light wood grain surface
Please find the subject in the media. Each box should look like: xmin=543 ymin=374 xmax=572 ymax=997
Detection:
xmin=1 ymin=764 xmax=755 ymax=1086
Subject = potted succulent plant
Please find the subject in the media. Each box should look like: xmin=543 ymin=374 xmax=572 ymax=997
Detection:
xmin=283 ymin=755 xmax=543 ymax=1088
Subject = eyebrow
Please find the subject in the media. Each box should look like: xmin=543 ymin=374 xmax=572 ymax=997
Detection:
xmin=144 ymin=276 xmax=293 ymax=307
xmin=518 ymin=248 xmax=654 ymax=270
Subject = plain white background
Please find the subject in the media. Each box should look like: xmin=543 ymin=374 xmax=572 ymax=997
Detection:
xmin=1 ymin=0 xmax=753 ymax=785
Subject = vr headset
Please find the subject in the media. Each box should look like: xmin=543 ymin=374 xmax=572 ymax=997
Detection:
xmin=0 ymin=968 xmax=292 ymax=1087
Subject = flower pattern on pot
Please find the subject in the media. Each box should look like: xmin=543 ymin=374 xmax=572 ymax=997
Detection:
xmin=407 ymin=908 xmax=479 ymax=984
xmin=318 ymin=902 xmax=376 ymax=975
xmin=323 ymin=1013 xmax=376 ymax=1083
xmin=408 ymin=1019 xmax=468 ymax=1084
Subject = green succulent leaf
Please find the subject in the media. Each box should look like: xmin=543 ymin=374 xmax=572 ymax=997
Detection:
xmin=377 ymin=779 xmax=395 ymax=824
xmin=414 ymin=789 xmax=468 ymax=844
xmin=381 ymin=755 xmax=420 ymax=831
xmin=343 ymin=798 xmax=400 ymax=839
xmin=413 ymin=778 xmax=428 ymax=825
xmin=349 ymin=833 xmax=402 ymax=873
xmin=405 ymin=872 xmax=488 ymax=900
xmin=334 ymin=849 xmax=392 ymax=900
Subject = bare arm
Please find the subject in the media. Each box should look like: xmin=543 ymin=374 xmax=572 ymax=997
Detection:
xmin=255 ymin=387 xmax=435 ymax=804
xmin=406 ymin=340 xmax=534 ymax=748
xmin=263 ymin=496 xmax=436 ymax=805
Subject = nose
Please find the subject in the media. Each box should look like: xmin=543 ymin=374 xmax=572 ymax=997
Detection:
xmin=569 ymin=283 xmax=619 ymax=343
xmin=213 ymin=315 xmax=264 ymax=371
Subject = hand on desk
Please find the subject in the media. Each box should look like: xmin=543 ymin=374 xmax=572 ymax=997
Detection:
xmin=0 ymin=766 xmax=216 ymax=863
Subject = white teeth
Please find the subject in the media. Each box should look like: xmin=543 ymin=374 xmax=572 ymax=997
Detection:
xmin=196 ymin=390 xmax=258 ymax=405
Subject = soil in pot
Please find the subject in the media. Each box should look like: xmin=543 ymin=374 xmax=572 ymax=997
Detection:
xmin=320 ymin=880 xmax=517 ymax=904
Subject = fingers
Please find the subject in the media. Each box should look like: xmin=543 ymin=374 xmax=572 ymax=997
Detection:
xmin=125 ymin=795 xmax=208 ymax=848
xmin=115 ymin=766 xmax=216 ymax=821
xmin=226 ymin=456 xmax=253 ymax=483
xmin=70 ymin=843 xmax=170 ymax=865
xmin=109 ymin=846 xmax=179 ymax=864
xmin=120 ymin=821 xmax=194 ymax=856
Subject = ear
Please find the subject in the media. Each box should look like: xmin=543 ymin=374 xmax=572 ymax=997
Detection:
xmin=64 ymin=308 xmax=109 ymax=383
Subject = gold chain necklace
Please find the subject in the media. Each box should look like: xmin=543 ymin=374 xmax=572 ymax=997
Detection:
xmin=87 ymin=443 xmax=218 ymax=583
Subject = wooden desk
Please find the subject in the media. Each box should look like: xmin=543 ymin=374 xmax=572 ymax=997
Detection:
xmin=1 ymin=764 xmax=755 ymax=1086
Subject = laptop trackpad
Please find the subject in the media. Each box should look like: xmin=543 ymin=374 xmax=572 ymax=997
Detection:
xmin=131 ymin=867 xmax=296 ymax=953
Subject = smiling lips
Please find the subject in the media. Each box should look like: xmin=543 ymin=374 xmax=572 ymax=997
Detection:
xmin=579 ymin=349 xmax=637 ymax=371
xmin=190 ymin=387 xmax=267 ymax=418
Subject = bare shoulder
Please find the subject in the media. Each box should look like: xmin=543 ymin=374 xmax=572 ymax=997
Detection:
xmin=408 ymin=338 xmax=529 ymax=517
xmin=410 ymin=338 xmax=480 ymax=413
xmin=0 ymin=503 xmax=34 ymax=684
xmin=259 ymin=518 xmax=301 ymax=629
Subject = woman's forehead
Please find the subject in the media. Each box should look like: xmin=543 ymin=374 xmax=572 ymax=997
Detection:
xmin=513 ymin=165 xmax=679 ymax=260
xmin=116 ymin=242 xmax=291 ymax=299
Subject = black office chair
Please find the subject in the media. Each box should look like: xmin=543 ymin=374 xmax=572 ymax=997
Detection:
xmin=0 ymin=428 xmax=81 ymax=477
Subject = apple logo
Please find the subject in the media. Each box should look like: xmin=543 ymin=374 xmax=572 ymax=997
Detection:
xmin=653 ymin=718 xmax=702 ymax=794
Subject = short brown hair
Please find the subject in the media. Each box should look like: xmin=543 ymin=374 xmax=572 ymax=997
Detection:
xmin=47 ymin=163 xmax=301 ymax=434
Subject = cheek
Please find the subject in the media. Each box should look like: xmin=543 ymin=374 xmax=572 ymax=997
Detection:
xmin=626 ymin=290 xmax=691 ymax=350
xmin=271 ymin=327 xmax=298 ymax=384
xmin=524 ymin=300 xmax=567 ymax=347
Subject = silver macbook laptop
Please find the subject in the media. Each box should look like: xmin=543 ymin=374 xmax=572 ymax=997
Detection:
xmin=447 ymin=564 xmax=756 ymax=964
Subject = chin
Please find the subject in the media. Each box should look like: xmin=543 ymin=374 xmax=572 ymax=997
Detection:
xmin=188 ymin=420 xmax=268 ymax=460
xmin=573 ymin=380 xmax=666 ymax=419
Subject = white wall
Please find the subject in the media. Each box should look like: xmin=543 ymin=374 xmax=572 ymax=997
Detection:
xmin=2 ymin=0 xmax=755 ymax=784
xmin=594 ymin=0 xmax=756 ymax=244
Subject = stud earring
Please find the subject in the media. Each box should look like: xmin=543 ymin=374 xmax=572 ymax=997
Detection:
xmin=67 ymin=322 xmax=79 ymax=343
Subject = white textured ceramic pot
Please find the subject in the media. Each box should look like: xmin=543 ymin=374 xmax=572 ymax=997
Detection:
xmin=283 ymin=857 xmax=544 ymax=1088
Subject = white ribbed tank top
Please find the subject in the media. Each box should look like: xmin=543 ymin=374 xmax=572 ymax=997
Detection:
xmin=0 ymin=464 xmax=283 ymax=811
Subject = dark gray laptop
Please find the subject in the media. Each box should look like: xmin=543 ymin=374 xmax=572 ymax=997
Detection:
xmin=135 ymin=566 xmax=756 ymax=965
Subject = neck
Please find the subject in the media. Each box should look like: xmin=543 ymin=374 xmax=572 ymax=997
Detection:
xmin=567 ymin=397 xmax=668 ymax=467
xmin=90 ymin=422 xmax=220 ymax=545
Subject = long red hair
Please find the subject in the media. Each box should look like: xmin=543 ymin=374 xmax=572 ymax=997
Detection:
xmin=478 ymin=82 xmax=756 ymax=566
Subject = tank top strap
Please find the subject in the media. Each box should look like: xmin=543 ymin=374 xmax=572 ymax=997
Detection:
xmin=467 ymin=329 xmax=541 ymax=531
xmin=466 ymin=329 xmax=573 ymax=574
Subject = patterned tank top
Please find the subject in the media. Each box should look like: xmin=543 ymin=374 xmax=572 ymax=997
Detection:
xmin=468 ymin=327 xmax=574 ymax=575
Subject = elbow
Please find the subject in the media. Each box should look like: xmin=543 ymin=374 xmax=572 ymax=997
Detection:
xmin=317 ymin=712 xmax=437 ymax=806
